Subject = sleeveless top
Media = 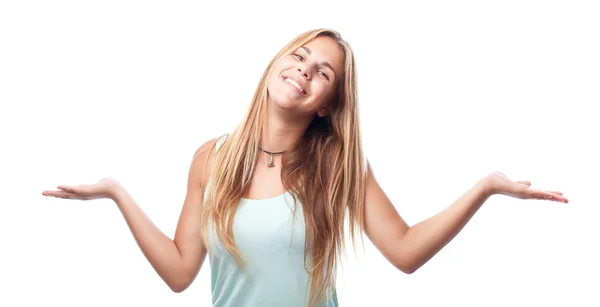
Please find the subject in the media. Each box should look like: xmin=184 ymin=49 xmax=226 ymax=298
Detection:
xmin=204 ymin=135 xmax=339 ymax=307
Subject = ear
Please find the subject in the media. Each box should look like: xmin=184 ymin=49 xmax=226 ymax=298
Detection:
xmin=316 ymin=105 xmax=329 ymax=117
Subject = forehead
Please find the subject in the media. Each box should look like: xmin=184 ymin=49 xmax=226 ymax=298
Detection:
xmin=301 ymin=36 xmax=344 ymax=76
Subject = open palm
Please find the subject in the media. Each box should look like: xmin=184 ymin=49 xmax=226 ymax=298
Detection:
xmin=42 ymin=178 xmax=121 ymax=201
xmin=486 ymin=171 xmax=568 ymax=203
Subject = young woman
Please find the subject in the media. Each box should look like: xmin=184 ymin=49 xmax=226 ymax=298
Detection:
xmin=42 ymin=29 xmax=568 ymax=307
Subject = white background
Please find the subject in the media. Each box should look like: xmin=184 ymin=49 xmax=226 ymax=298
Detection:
xmin=1 ymin=0 xmax=599 ymax=306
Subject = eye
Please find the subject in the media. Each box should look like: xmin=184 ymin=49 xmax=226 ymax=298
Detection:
xmin=318 ymin=71 xmax=329 ymax=80
xmin=293 ymin=54 xmax=304 ymax=61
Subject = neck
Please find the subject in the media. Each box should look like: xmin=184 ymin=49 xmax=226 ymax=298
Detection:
xmin=260 ymin=100 xmax=314 ymax=152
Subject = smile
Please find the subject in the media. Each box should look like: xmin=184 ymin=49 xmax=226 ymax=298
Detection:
xmin=283 ymin=77 xmax=307 ymax=95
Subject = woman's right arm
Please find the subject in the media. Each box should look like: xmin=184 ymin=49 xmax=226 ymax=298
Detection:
xmin=110 ymin=137 xmax=217 ymax=293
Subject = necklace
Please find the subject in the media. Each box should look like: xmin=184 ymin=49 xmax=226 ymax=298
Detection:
xmin=258 ymin=146 xmax=285 ymax=167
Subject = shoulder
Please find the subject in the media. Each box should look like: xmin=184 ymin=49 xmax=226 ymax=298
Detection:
xmin=192 ymin=133 xmax=229 ymax=162
xmin=189 ymin=134 xmax=229 ymax=190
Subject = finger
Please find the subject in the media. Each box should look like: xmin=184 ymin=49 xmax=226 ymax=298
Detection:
xmin=42 ymin=190 xmax=83 ymax=200
xmin=57 ymin=185 xmax=84 ymax=196
xmin=538 ymin=190 xmax=566 ymax=199
xmin=530 ymin=189 xmax=569 ymax=203
xmin=57 ymin=185 xmax=75 ymax=192
xmin=42 ymin=191 xmax=62 ymax=197
xmin=517 ymin=180 xmax=532 ymax=186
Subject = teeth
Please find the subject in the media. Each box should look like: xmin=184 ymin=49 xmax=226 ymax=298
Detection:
xmin=285 ymin=78 xmax=303 ymax=92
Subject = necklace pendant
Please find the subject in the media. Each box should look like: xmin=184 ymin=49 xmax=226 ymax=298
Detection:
xmin=268 ymin=154 xmax=274 ymax=167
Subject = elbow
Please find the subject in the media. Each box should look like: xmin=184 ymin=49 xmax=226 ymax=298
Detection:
xmin=393 ymin=259 xmax=420 ymax=275
xmin=166 ymin=274 xmax=193 ymax=293
xmin=400 ymin=265 xmax=418 ymax=275
xmin=396 ymin=264 xmax=418 ymax=275
xmin=391 ymin=248 xmax=425 ymax=274
xmin=166 ymin=261 xmax=202 ymax=293
xmin=170 ymin=284 xmax=185 ymax=293
xmin=168 ymin=281 xmax=190 ymax=293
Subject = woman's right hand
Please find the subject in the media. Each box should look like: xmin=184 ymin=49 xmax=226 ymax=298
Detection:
xmin=42 ymin=178 xmax=122 ymax=201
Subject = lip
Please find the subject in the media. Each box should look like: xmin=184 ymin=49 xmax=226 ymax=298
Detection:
xmin=282 ymin=75 xmax=307 ymax=96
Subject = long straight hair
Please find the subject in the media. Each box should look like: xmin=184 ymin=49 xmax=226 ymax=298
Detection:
xmin=200 ymin=29 xmax=367 ymax=307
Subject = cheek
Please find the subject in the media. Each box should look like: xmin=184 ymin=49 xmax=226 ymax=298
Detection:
xmin=267 ymin=70 xmax=283 ymax=93
xmin=314 ymin=82 xmax=334 ymax=100
xmin=273 ymin=59 xmax=293 ymax=74
xmin=267 ymin=73 xmax=277 ymax=88
xmin=267 ymin=61 xmax=290 ymax=89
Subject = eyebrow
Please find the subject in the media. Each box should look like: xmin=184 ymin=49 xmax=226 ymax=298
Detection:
xmin=300 ymin=46 xmax=336 ymax=75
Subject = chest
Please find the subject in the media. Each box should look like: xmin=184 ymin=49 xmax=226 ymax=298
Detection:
xmin=209 ymin=193 xmax=307 ymax=263
xmin=242 ymin=156 xmax=288 ymax=200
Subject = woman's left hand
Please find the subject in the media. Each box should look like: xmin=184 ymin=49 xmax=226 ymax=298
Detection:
xmin=483 ymin=171 xmax=569 ymax=203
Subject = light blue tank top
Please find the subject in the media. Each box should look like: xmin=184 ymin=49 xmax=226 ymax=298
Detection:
xmin=204 ymin=135 xmax=339 ymax=307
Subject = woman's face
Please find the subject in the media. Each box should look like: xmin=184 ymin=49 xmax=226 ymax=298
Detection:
xmin=267 ymin=35 xmax=344 ymax=117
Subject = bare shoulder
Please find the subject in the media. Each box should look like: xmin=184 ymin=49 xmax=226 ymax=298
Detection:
xmin=188 ymin=136 xmax=220 ymax=192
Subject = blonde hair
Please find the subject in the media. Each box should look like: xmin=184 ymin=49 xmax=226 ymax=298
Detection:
xmin=200 ymin=28 xmax=367 ymax=307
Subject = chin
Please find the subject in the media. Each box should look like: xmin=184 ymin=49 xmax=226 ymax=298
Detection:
xmin=269 ymin=95 xmax=297 ymax=110
xmin=267 ymin=88 xmax=299 ymax=107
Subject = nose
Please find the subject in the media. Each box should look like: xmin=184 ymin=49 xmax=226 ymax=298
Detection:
xmin=297 ymin=65 xmax=312 ymax=80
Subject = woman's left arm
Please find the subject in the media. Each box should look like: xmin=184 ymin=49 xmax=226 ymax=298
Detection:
xmin=363 ymin=163 xmax=568 ymax=274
